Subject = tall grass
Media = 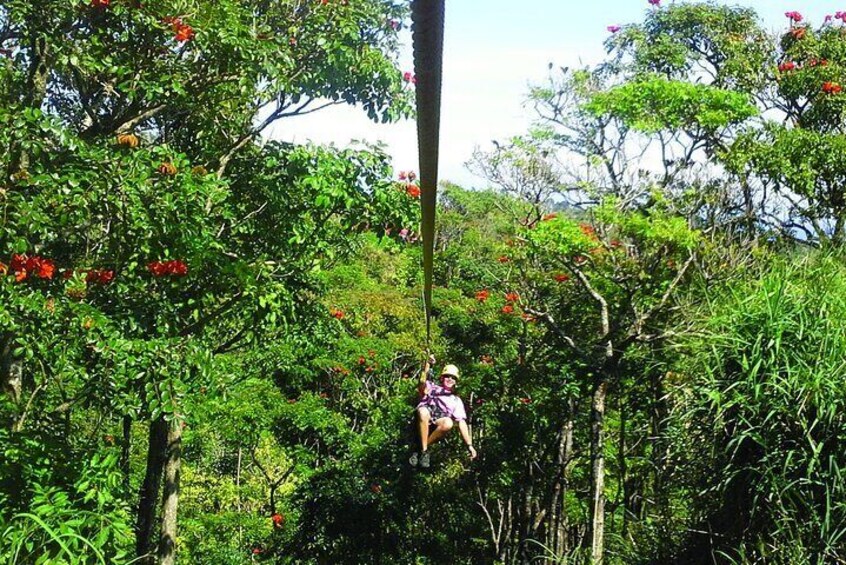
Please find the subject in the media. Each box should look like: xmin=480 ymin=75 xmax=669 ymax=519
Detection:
xmin=680 ymin=253 xmax=846 ymax=564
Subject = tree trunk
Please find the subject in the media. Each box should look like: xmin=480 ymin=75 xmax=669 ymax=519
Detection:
xmin=158 ymin=421 xmax=183 ymax=565
xmin=121 ymin=415 xmax=132 ymax=492
xmin=590 ymin=375 xmax=608 ymax=565
xmin=619 ymin=393 xmax=629 ymax=538
xmin=8 ymin=27 xmax=50 ymax=177
xmin=1 ymin=332 xmax=22 ymax=406
xmin=548 ymin=398 xmax=575 ymax=559
xmin=135 ymin=416 xmax=168 ymax=562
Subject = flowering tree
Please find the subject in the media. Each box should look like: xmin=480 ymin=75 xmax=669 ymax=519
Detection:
xmin=0 ymin=0 xmax=415 ymax=562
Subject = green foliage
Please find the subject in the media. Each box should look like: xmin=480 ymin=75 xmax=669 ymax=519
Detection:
xmin=585 ymin=77 xmax=757 ymax=134
xmin=678 ymin=253 xmax=846 ymax=563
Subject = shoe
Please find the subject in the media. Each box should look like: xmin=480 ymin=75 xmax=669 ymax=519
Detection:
xmin=419 ymin=450 xmax=430 ymax=469
xmin=409 ymin=451 xmax=419 ymax=467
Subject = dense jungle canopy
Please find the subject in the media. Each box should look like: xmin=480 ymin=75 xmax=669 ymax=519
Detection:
xmin=2 ymin=0 xmax=846 ymax=564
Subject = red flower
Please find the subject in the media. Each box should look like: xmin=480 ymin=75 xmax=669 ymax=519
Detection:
xmin=520 ymin=397 xmax=532 ymax=404
xmin=0 ymin=262 xmax=6 ymax=275
xmin=358 ymin=356 xmax=366 ymax=365
xmin=778 ymin=61 xmax=796 ymax=73
xmin=398 ymin=171 xmax=408 ymax=180
xmin=553 ymin=273 xmax=570 ymax=283
xmin=252 ymin=547 xmax=263 ymax=555
xmin=573 ymin=255 xmax=587 ymax=266
xmin=174 ymin=24 xmax=195 ymax=42
xmin=10 ymin=255 xmax=55 ymax=280
xmin=790 ymin=27 xmax=806 ymax=40
xmin=86 ymin=269 xmax=115 ymax=285
xmin=610 ymin=239 xmax=622 ymax=249
xmin=823 ymin=81 xmax=843 ymax=95
xmin=370 ymin=483 xmax=382 ymax=494
xmin=10 ymin=254 xmax=26 ymax=273
xmin=785 ymin=11 xmax=802 ymax=23
xmin=147 ymin=261 xmax=167 ymax=277
xmin=521 ymin=313 xmax=536 ymax=323
xmin=403 ymin=71 xmax=414 ymax=82
xmin=405 ymin=184 xmax=421 ymax=198
xmin=497 ymin=256 xmax=510 ymax=263
xmin=475 ymin=289 xmax=490 ymax=302
xmin=147 ymin=259 xmax=188 ymax=277
xmin=648 ymin=0 xmax=660 ymax=5
xmin=90 ymin=0 xmax=110 ymax=7
xmin=271 ymin=513 xmax=284 ymax=528
xmin=501 ymin=304 xmax=514 ymax=314
xmin=33 ymin=258 xmax=55 ymax=279
xmin=480 ymin=354 xmax=493 ymax=366
xmin=505 ymin=291 xmax=519 ymax=303
xmin=607 ymin=25 xmax=621 ymax=33
xmin=170 ymin=260 xmax=188 ymax=276
xmin=330 ymin=308 xmax=345 ymax=320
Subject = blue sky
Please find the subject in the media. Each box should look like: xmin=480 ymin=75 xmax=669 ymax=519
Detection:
xmin=270 ymin=1 xmax=846 ymax=188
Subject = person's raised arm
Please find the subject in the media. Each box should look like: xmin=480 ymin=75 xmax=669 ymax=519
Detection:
xmin=418 ymin=353 xmax=436 ymax=398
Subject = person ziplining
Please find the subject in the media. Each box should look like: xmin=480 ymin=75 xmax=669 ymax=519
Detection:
xmin=406 ymin=0 xmax=477 ymax=470
xmin=409 ymin=354 xmax=477 ymax=469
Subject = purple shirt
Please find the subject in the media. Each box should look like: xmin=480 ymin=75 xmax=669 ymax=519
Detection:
xmin=417 ymin=380 xmax=467 ymax=421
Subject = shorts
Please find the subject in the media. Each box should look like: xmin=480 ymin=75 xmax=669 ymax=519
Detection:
xmin=418 ymin=403 xmax=448 ymax=426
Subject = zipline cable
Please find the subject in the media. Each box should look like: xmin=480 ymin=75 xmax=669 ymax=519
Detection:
xmin=411 ymin=0 xmax=445 ymax=345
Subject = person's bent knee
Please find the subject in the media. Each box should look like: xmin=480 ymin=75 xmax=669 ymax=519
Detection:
xmin=439 ymin=418 xmax=454 ymax=431
xmin=416 ymin=406 xmax=431 ymax=422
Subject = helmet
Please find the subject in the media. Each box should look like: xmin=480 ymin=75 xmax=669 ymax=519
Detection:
xmin=440 ymin=364 xmax=460 ymax=379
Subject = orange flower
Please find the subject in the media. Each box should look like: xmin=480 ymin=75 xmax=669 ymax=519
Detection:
xmin=174 ymin=24 xmax=195 ymax=42
xmin=116 ymin=133 xmax=139 ymax=148
xmin=406 ymin=184 xmax=421 ymax=198
xmin=541 ymin=213 xmax=557 ymax=222
xmin=501 ymin=304 xmax=514 ymax=314
xmin=497 ymin=255 xmax=510 ymax=263
xmin=329 ymin=308 xmax=345 ymax=320
xmin=505 ymin=291 xmax=519 ymax=303
xmin=475 ymin=289 xmax=490 ymax=302
xmin=0 ymin=262 xmax=6 ymax=275
xmin=579 ymin=223 xmax=597 ymax=238
xmin=553 ymin=273 xmax=570 ymax=283
xmin=157 ymin=162 xmax=177 ymax=176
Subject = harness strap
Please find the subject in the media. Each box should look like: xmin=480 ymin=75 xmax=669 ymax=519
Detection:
xmin=411 ymin=0 xmax=445 ymax=344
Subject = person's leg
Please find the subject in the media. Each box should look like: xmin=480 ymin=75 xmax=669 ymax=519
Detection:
xmin=426 ymin=417 xmax=454 ymax=445
xmin=416 ymin=407 xmax=432 ymax=451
